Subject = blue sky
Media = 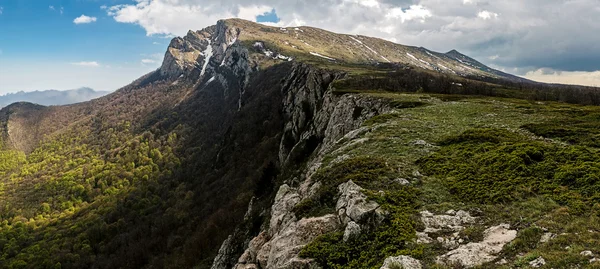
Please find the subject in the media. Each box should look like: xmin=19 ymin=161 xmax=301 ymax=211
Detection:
xmin=0 ymin=0 xmax=172 ymax=93
xmin=0 ymin=0 xmax=284 ymax=93
xmin=1 ymin=0 xmax=600 ymax=93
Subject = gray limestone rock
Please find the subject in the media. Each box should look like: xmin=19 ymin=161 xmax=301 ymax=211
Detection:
xmin=380 ymin=255 xmax=422 ymax=269
xmin=343 ymin=221 xmax=362 ymax=242
xmin=436 ymin=224 xmax=517 ymax=268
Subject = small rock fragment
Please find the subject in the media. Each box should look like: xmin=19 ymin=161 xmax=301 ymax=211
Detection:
xmin=539 ymin=232 xmax=556 ymax=243
xmin=529 ymin=257 xmax=546 ymax=268
xmin=394 ymin=178 xmax=410 ymax=185
xmin=581 ymin=250 xmax=594 ymax=257
xmin=380 ymin=255 xmax=422 ymax=269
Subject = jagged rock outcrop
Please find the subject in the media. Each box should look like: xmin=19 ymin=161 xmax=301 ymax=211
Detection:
xmin=436 ymin=224 xmax=517 ymax=268
xmin=336 ymin=180 xmax=385 ymax=231
xmin=159 ymin=20 xmax=245 ymax=80
xmin=417 ymin=210 xmax=476 ymax=246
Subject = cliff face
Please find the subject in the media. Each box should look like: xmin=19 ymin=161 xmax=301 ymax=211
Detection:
xmin=210 ymin=62 xmax=391 ymax=268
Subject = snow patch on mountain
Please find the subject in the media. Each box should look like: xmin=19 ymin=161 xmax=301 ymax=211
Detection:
xmin=349 ymin=36 xmax=363 ymax=45
xmin=200 ymin=39 xmax=213 ymax=77
xmin=310 ymin=52 xmax=336 ymax=61
xmin=349 ymin=36 xmax=390 ymax=62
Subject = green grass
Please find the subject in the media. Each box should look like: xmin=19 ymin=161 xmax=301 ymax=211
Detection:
xmin=299 ymin=92 xmax=600 ymax=268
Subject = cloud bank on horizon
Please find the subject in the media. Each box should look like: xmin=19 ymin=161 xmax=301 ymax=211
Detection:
xmin=104 ymin=0 xmax=600 ymax=86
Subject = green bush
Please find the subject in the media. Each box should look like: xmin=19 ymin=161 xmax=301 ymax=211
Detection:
xmin=417 ymin=128 xmax=600 ymax=210
xmin=292 ymin=157 xmax=392 ymax=218
xmin=300 ymin=187 xmax=422 ymax=269
xmin=523 ymin=111 xmax=600 ymax=147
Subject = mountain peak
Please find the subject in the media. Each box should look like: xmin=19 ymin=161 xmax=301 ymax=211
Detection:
xmin=157 ymin=19 xmax=530 ymax=84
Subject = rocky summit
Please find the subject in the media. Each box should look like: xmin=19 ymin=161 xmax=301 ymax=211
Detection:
xmin=1 ymin=18 xmax=600 ymax=269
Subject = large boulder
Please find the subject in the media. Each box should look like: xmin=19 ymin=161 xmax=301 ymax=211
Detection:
xmin=336 ymin=180 xmax=383 ymax=225
xmin=264 ymin=214 xmax=340 ymax=268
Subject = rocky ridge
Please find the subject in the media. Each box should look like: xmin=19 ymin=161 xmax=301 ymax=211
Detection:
xmin=153 ymin=19 xmax=529 ymax=269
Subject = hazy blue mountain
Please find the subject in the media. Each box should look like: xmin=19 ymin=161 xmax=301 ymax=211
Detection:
xmin=0 ymin=87 xmax=109 ymax=107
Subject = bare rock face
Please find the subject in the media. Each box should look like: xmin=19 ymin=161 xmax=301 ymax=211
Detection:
xmin=336 ymin=180 xmax=382 ymax=225
xmin=238 ymin=214 xmax=340 ymax=269
xmin=160 ymin=29 xmax=212 ymax=78
xmin=159 ymin=20 xmax=244 ymax=79
xmin=380 ymin=255 xmax=422 ymax=269
xmin=436 ymin=224 xmax=517 ymax=268
xmin=420 ymin=210 xmax=477 ymax=232
xmin=417 ymin=210 xmax=476 ymax=247
xmin=211 ymin=235 xmax=235 ymax=269
xmin=270 ymin=185 xmax=302 ymax=236
xmin=266 ymin=215 xmax=340 ymax=268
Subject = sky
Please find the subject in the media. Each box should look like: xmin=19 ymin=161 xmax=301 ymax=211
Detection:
xmin=1 ymin=0 xmax=600 ymax=94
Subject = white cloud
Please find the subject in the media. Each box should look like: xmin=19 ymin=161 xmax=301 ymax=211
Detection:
xmin=71 ymin=61 xmax=100 ymax=67
xmin=523 ymin=69 xmax=600 ymax=87
xmin=477 ymin=10 xmax=498 ymax=20
xmin=73 ymin=15 xmax=97 ymax=24
xmin=102 ymin=0 xmax=600 ymax=79
xmin=345 ymin=0 xmax=380 ymax=8
xmin=107 ymin=1 xmax=235 ymax=36
xmin=0 ymin=7 xmax=3 ymax=15
xmin=489 ymin=55 xmax=499 ymax=60
xmin=386 ymin=5 xmax=433 ymax=23
xmin=141 ymin=59 xmax=157 ymax=64
xmin=100 ymin=5 xmax=108 ymax=10
xmin=238 ymin=5 xmax=273 ymax=21
xmin=50 ymin=6 xmax=64 ymax=14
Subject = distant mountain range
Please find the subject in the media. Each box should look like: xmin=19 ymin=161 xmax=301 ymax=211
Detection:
xmin=0 ymin=87 xmax=109 ymax=108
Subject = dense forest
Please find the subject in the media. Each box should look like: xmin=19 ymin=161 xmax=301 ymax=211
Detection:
xmin=0 ymin=61 xmax=301 ymax=268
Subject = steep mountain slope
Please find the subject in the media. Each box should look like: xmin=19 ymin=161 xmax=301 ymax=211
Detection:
xmin=158 ymin=19 xmax=529 ymax=83
xmin=0 ymin=88 xmax=109 ymax=108
xmin=1 ymin=18 xmax=600 ymax=269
